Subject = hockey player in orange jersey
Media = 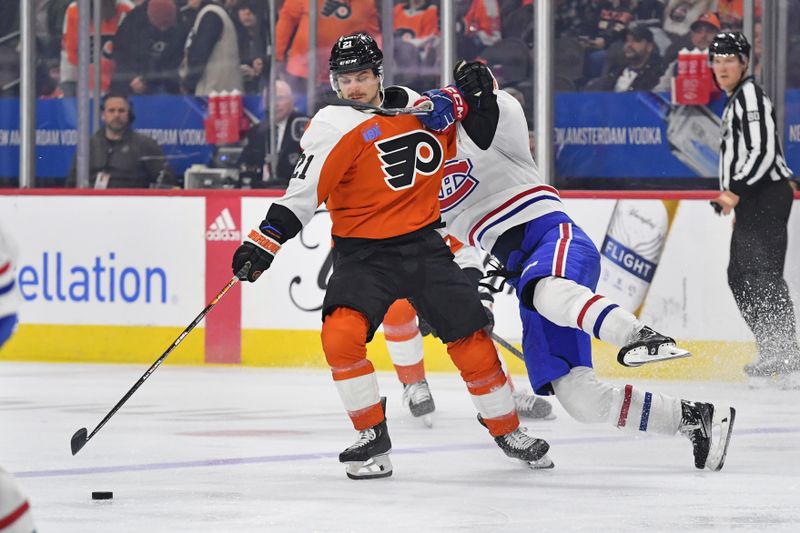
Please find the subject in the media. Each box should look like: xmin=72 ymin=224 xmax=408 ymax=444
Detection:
xmin=383 ymin=238 xmax=554 ymax=426
xmin=231 ymin=33 xmax=552 ymax=479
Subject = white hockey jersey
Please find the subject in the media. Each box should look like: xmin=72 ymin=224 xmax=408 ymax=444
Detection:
xmin=0 ymin=224 xmax=20 ymax=319
xmin=439 ymin=90 xmax=568 ymax=254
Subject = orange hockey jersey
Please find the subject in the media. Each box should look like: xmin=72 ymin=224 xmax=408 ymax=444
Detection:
xmin=60 ymin=1 xmax=133 ymax=91
xmin=276 ymin=0 xmax=381 ymax=82
xmin=393 ymin=2 xmax=439 ymax=40
xmin=274 ymin=94 xmax=457 ymax=240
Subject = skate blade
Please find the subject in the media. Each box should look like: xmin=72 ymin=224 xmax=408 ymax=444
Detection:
xmin=779 ymin=372 xmax=800 ymax=390
xmin=422 ymin=415 xmax=433 ymax=428
xmin=521 ymin=454 xmax=555 ymax=470
xmin=518 ymin=410 xmax=557 ymax=421
xmin=746 ymin=374 xmax=795 ymax=390
xmin=706 ymin=407 xmax=735 ymax=472
xmin=621 ymin=345 xmax=691 ymax=367
xmin=344 ymin=453 xmax=393 ymax=480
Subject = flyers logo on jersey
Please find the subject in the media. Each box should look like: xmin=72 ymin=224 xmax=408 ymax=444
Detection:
xmin=439 ymin=159 xmax=478 ymax=212
xmin=376 ymin=130 xmax=443 ymax=191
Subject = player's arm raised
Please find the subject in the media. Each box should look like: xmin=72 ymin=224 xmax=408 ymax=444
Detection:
xmin=453 ymin=60 xmax=500 ymax=150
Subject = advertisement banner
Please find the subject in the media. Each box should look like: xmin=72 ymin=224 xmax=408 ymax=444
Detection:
xmin=0 ymin=195 xmax=205 ymax=325
xmin=4 ymin=91 xmax=799 ymax=182
xmin=240 ymin=198 xmax=332 ymax=331
xmin=554 ymin=92 xmax=727 ymax=179
xmin=0 ymin=95 xmax=261 ymax=179
xmin=204 ymin=197 xmax=242 ymax=363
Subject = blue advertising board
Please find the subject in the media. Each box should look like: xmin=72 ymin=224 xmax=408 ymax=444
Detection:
xmin=1 ymin=91 xmax=798 ymax=181
xmin=0 ymin=95 xmax=261 ymax=179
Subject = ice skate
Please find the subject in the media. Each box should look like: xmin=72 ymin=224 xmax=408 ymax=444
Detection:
xmin=402 ymin=379 xmax=435 ymax=427
xmin=679 ymin=400 xmax=735 ymax=472
xmin=478 ymin=416 xmax=554 ymax=469
xmin=618 ymin=325 xmax=690 ymax=367
xmin=512 ymin=391 xmax=555 ymax=420
xmin=339 ymin=398 xmax=393 ymax=480
xmin=744 ymin=356 xmax=800 ymax=390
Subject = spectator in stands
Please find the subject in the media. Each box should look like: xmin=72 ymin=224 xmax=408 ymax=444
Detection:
xmin=112 ymin=0 xmax=185 ymax=95
xmin=180 ymin=0 xmax=242 ymax=96
xmin=653 ymin=11 xmax=720 ymax=92
xmin=394 ymin=0 xmax=439 ymax=46
xmin=234 ymin=0 xmax=266 ymax=94
xmin=0 ymin=2 xmax=20 ymax=98
xmin=501 ymin=0 xmax=533 ymax=46
xmin=662 ymin=0 xmax=713 ymax=37
xmin=60 ymin=0 xmax=134 ymax=97
xmin=393 ymin=0 xmax=440 ymax=84
xmin=586 ymin=25 xmax=664 ymax=92
xmin=752 ymin=19 xmax=762 ymax=80
xmin=715 ymin=0 xmax=746 ymax=30
xmin=67 ymin=92 xmax=174 ymax=188
xmin=275 ymin=0 xmax=381 ymax=97
xmin=462 ymin=0 xmax=502 ymax=50
xmin=663 ymin=11 xmax=720 ymax=64
xmin=238 ymin=80 xmax=309 ymax=187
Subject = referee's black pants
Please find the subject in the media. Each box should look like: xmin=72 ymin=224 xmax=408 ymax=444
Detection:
xmin=727 ymin=179 xmax=800 ymax=363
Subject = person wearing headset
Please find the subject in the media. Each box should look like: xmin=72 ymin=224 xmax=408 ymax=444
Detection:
xmin=66 ymin=92 xmax=175 ymax=188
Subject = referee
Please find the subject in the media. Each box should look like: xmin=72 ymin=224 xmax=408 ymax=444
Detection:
xmin=710 ymin=32 xmax=800 ymax=388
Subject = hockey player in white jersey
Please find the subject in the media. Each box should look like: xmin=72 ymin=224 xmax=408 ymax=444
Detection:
xmin=0 ymin=467 xmax=36 ymax=533
xmin=0 ymin=224 xmax=20 ymax=351
xmin=414 ymin=61 xmax=735 ymax=471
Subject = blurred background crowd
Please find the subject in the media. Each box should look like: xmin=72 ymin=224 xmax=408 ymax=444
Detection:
xmin=0 ymin=0 xmax=798 ymax=187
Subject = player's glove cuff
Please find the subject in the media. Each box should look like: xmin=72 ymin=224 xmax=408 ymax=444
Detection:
xmin=415 ymin=85 xmax=468 ymax=132
xmin=247 ymin=225 xmax=282 ymax=256
xmin=232 ymin=224 xmax=283 ymax=282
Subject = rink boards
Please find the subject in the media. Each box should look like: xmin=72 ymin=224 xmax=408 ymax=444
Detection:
xmin=0 ymin=190 xmax=798 ymax=381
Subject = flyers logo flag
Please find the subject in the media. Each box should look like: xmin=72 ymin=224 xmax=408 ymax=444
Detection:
xmin=376 ymin=130 xmax=443 ymax=190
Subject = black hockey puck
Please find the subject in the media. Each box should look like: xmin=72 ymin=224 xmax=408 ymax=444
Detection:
xmin=91 ymin=491 xmax=113 ymax=500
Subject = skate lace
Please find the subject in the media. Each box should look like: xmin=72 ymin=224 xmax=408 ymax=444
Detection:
xmin=504 ymin=428 xmax=537 ymax=450
xmin=348 ymin=428 xmax=376 ymax=450
xmin=405 ymin=381 xmax=432 ymax=405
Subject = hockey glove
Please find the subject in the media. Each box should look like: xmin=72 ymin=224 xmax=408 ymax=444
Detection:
xmin=453 ymin=60 xmax=496 ymax=102
xmin=232 ymin=223 xmax=283 ymax=282
xmin=414 ymin=85 xmax=468 ymax=132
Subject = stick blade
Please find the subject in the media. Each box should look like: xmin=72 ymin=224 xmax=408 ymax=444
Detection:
xmin=71 ymin=427 xmax=88 ymax=455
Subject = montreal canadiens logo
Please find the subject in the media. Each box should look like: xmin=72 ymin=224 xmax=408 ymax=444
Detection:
xmin=439 ymin=159 xmax=478 ymax=212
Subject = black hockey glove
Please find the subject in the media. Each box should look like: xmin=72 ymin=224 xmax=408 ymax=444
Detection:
xmin=453 ymin=60 xmax=496 ymax=101
xmin=232 ymin=223 xmax=283 ymax=282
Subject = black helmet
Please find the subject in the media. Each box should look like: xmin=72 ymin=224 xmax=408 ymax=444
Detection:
xmin=329 ymin=33 xmax=383 ymax=76
xmin=708 ymin=32 xmax=751 ymax=64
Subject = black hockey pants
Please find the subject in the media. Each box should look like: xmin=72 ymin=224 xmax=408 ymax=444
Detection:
xmin=727 ymin=179 xmax=800 ymax=361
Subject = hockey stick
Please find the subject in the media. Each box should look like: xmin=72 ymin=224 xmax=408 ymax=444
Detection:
xmin=320 ymin=96 xmax=433 ymax=116
xmin=70 ymin=263 xmax=250 ymax=456
xmin=491 ymin=332 xmax=525 ymax=362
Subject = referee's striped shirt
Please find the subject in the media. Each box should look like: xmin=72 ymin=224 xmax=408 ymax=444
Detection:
xmin=719 ymin=76 xmax=793 ymax=195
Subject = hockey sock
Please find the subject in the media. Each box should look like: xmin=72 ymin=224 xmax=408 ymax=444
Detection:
xmin=322 ymin=307 xmax=383 ymax=430
xmin=448 ymin=329 xmax=518 ymax=436
xmin=532 ymin=276 xmax=643 ymax=347
xmin=383 ymin=299 xmax=425 ymax=384
xmin=553 ymin=367 xmax=682 ymax=435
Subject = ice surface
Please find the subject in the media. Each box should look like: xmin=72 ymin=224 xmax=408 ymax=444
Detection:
xmin=1 ymin=362 xmax=798 ymax=532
